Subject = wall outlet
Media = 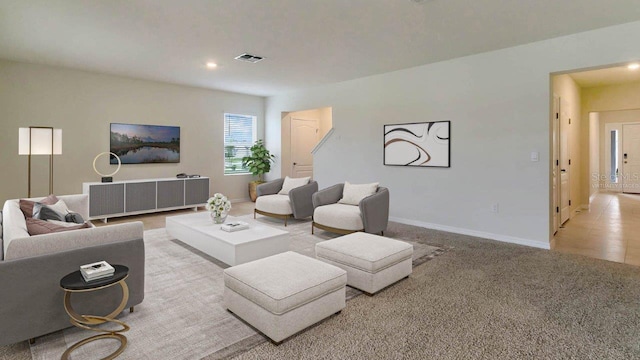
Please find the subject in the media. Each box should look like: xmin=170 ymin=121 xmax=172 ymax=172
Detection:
xmin=491 ymin=203 xmax=499 ymax=213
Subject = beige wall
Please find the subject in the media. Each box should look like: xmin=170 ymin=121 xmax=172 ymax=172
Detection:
xmin=0 ymin=60 xmax=265 ymax=203
xmin=553 ymin=74 xmax=582 ymax=214
xmin=280 ymin=107 xmax=332 ymax=178
xmin=583 ymin=82 xmax=640 ymax=112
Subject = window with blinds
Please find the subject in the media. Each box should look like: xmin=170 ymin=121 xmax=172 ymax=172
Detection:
xmin=224 ymin=113 xmax=257 ymax=175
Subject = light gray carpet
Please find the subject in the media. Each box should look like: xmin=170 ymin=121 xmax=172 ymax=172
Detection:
xmin=230 ymin=222 xmax=640 ymax=359
xmin=18 ymin=216 xmax=440 ymax=360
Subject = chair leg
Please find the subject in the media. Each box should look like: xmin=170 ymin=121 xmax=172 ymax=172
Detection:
xmin=254 ymin=209 xmax=256 ymax=219
xmin=381 ymin=231 xmax=384 ymax=236
xmin=284 ymin=216 xmax=287 ymax=227
xmin=29 ymin=338 xmax=35 ymax=345
xmin=311 ymin=222 xmax=315 ymax=235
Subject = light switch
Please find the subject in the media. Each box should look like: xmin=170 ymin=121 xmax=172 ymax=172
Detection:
xmin=530 ymin=151 xmax=539 ymax=162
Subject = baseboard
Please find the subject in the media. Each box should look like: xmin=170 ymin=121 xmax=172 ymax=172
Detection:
xmin=389 ymin=216 xmax=550 ymax=250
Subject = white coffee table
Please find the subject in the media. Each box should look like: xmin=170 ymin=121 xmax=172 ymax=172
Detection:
xmin=166 ymin=213 xmax=289 ymax=266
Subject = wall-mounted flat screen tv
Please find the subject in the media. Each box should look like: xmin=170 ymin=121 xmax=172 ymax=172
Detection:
xmin=110 ymin=123 xmax=180 ymax=164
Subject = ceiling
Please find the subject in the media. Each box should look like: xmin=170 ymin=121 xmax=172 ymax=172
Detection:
xmin=1 ymin=0 xmax=640 ymax=97
xmin=569 ymin=65 xmax=640 ymax=88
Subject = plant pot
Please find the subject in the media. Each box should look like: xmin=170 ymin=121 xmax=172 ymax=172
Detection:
xmin=248 ymin=181 xmax=265 ymax=202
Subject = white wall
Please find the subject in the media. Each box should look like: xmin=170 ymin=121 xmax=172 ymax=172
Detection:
xmin=265 ymin=21 xmax=640 ymax=248
xmin=0 ymin=60 xmax=265 ymax=203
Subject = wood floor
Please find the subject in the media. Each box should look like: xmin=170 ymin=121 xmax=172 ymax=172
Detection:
xmin=552 ymin=191 xmax=640 ymax=266
xmin=91 ymin=201 xmax=256 ymax=230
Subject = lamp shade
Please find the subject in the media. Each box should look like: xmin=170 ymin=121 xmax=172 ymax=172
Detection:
xmin=19 ymin=128 xmax=62 ymax=155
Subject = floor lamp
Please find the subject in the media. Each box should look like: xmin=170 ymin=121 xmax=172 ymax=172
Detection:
xmin=19 ymin=127 xmax=63 ymax=198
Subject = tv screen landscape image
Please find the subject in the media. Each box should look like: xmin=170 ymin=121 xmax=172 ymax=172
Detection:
xmin=110 ymin=123 xmax=180 ymax=164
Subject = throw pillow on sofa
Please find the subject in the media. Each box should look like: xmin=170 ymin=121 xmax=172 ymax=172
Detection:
xmin=33 ymin=200 xmax=70 ymax=222
xmin=338 ymin=182 xmax=379 ymax=206
xmin=64 ymin=212 xmax=85 ymax=224
xmin=278 ymin=176 xmax=311 ymax=195
xmin=19 ymin=194 xmax=59 ymax=218
xmin=25 ymin=217 xmax=90 ymax=236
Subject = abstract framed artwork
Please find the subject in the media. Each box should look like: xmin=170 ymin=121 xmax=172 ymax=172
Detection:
xmin=383 ymin=121 xmax=450 ymax=168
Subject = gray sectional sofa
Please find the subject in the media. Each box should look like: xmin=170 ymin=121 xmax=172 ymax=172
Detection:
xmin=0 ymin=194 xmax=145 ymax=346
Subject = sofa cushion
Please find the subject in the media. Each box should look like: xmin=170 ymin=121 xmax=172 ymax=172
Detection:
xmin=278 ymin=176 xmax=310 ymax=195
xmin=224 ymin=251 xmax=346 ymax=315
xmin=314 ymin=203 xmax=363 ymax=231
xmin=255 ymin=194 xmax=292 ymax=215
xmin=26 ymin=217 xmax=90 ymax=236
xmin=338 ymin=182 xmax=379 ymax=206
xmin=316 ymin=232 xmax=414 ymax=273
xmin=19 ymin=194 xmax=58 ymax=218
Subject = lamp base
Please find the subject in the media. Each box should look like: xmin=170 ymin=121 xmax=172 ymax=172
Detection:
xmin=101 ymin=177 xmax=113 ymax=183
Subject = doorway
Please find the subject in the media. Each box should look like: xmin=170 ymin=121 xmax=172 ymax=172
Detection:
xmin=551 ymin=62 xmax=640 ymax=265
xmin=290 ymin=117 xmax=319 ymax=178
xmin=622 ymin=123 xmax=640 ymax=194
xmin=559 ymin=98 xmax=571 ymax=225
xmin=280 ymin=107 xmax=333 ymax=179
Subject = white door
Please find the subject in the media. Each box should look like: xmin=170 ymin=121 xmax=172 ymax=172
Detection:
xmin=559 ymin=99 xmax=571 ymax=225
xmin=552 ymin=95 xmax=560 ymax=233
xmin=291 ymin=118 xmax=319 ymax=178
xmin=622 ymin=123 xmax=640 ymax=194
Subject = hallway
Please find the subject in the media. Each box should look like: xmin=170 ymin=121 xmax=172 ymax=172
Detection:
xmin=553 ymin=192 xmax=640 ymax=266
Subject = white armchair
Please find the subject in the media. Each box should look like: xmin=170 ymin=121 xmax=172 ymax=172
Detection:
xmin=254 ymin=177 xmax=318 ymax=226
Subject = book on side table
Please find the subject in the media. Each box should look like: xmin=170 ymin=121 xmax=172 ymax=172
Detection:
xmin=80 ymin=260 xmax=115 ymax=282
xmin=221 ymin=221 xmax=249 ymax=232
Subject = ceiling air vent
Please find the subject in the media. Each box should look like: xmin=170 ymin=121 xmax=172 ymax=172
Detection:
xmin=234 ymin=53 xmax=264 ymax=63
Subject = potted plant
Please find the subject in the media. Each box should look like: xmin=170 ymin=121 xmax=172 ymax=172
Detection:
xmin=242 ymin=139 xmax=275 ymax=201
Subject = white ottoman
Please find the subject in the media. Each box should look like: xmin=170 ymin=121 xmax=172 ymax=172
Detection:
xmin=223 ymin=251 xmax=347 ymax=344
xmin=315 ymin=232 xmax=413 ymax=295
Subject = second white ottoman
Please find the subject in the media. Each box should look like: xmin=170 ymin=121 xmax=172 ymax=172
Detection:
xmin=315 ymin=232 xmax=413 ymax=295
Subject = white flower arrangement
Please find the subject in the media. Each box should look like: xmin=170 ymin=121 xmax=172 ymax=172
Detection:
xmin=206 ymin=193 xmax=232 ymax=217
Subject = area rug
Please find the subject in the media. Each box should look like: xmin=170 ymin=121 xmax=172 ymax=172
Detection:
xmin=29 ymin=216 xmax=443 ymax=360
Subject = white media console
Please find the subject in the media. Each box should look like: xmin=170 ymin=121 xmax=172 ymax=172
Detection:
xmin=83 ymin=177 xmax=210 ymax=222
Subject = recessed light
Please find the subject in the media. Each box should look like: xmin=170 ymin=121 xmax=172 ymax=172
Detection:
xmin=206 ymin=62 xmax=218 ymax=69
xmin=628 ymin=63 xmax=640 ymax=70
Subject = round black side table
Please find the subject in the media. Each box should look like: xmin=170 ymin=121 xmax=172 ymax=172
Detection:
xmin=59 ymin=265 xmax=130 ymax=360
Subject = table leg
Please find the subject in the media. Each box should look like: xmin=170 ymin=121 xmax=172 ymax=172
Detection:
xmin=62 ymin=280 xmax=130 ymax=359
